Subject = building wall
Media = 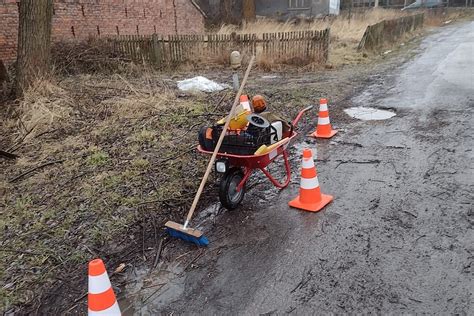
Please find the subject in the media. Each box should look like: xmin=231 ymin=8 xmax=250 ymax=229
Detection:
xmin=255 ymin=0 xmax=331 ymax=20
xmin=311 ymin=0 xmax=332 ymax=16
xmin=0 ymin=1 xmax=19 ymax=66
xmin=0 ymin=0 xmax=205 ymax=65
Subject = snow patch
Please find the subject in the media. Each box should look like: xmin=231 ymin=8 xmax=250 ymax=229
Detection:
xmin=177 ymin=76 xmax=230 ymax=93
xmin=344 ymin=107 xmax=396 ymax=121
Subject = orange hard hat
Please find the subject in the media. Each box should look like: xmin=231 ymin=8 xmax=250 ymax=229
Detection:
xmin=252 ymin=95 xmax=267 ymax=113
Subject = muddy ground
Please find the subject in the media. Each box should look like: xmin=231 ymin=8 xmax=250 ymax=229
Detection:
xmin=116 ymin=21 xmax=473 ymax=315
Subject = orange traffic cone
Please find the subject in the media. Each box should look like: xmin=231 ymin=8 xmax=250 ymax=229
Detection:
xmin=240 ymin=94 xmax=251 ymax=112
xmin=88 ymin=259 xmax=121 ymax=316
xmin=311 ymin=98 xmax=338 ymax=138
xmin=289 ymin=149 xmax=333 ymax=212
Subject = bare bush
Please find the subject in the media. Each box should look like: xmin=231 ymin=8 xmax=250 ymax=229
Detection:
xmin=51 ymin=39 xmax=132 ymax=75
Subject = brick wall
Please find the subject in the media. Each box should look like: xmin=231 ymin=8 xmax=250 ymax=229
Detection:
xmin=0 ymin=0 xmax=205 ymax=65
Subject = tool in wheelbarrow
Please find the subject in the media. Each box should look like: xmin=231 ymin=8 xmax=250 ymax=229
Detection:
xmin=198 ymin=104 xmax=314 ymax=210
xmin=165 ymin=56 xmax=256 ymax=247
xmin=200 ymin=113 xmax=284 ymax=155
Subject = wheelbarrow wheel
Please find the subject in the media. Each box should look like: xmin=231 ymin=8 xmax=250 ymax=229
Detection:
xmin=219 ymin=168 xmax=246 ymax=210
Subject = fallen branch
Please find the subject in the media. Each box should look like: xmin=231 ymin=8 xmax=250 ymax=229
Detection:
xmin=9 ymin=160 xmax=64 ymax=183
xmin=338 ymin=141 xmax=363 ymax=148
xmin=141 ymin=284 xmax=167 ymax=305
xmin=179 ymin=249 xmax=205 ymax=275
xmin=0 ymin=248 xmax=43 ymax=256
xmin=158 ymin=145 xmax=196 ymax=164
xmin=290 ymin=268 xmax=312 ymax=293
xmin=408 ymin=297 xmax=423 ymax=303
xmin=0 ymin=150 xmax=18 ymax=160
xmin=386 ymin=145 xmax=409 ymax=149
xmin=175 ymin=122 xmax=203 ymax=141
xmin=149 ymin=239 xmax=165 ymax=274
xmin=414 ymin=234 xmax=427 ymax=243
xmin=334 ymin=159 xmax=381 ymax=169
xmin=402 ymin=210 xmax=417 ymax=218
xmin=34 ymin=128 xmax=58 ymax=139
xmin=212 ymin=92 xmax=229 ymax=113
xmin=83 ymin=83 xmax=152 ymax=96
xmin=7 ymin=123 xmax=37 ymax=153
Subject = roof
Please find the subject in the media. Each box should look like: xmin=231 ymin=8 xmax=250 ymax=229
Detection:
xmin=190 ymin=0 xmax=208 ymax=18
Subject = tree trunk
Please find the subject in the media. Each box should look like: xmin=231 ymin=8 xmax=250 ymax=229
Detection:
xmin=0 ymin=60 xmax=8 ymax=84
xmin=219 ymin=0 xmax=233 ymax=23
xmin=15 ymin=0 xmax=53 ymax=96
xmin=242 ymin=0 xmax=256 ymax=22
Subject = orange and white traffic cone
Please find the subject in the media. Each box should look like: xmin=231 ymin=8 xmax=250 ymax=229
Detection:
xmin=289 ymin=149 xmax=333 ymax=212
xmin=311 ymin=98 xmax=338 ymax=139
xmin=88 ymin=259 xmax=121 ymax=316
xmin=240 ymin=94 xmax=251 ymax=112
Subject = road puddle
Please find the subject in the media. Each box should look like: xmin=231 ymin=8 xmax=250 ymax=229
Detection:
xmin=344 ymin=107 xmax=396 ymax=121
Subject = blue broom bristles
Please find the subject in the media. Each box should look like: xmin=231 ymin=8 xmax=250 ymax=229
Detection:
xmin=166 ymin=228 xmax=209 ymax=247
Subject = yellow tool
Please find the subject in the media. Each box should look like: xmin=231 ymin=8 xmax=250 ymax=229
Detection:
xmin=254 ymin=137 xmax=289 ymax=155
xmin=217 ymin=104 xmax=250 ymax=130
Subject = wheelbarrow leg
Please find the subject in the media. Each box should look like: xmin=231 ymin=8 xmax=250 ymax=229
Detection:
xmin=236 ymin=167 xmax=253 ymax=192
xmin=260 ymin=150 xmax=292 ymax=189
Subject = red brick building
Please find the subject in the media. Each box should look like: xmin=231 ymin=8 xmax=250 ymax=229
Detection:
xmin=0 ymin=0 xmax=205 ymax=65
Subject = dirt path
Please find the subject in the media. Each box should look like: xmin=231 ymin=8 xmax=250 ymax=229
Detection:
xmin=120 ymin=22 xmax=473 ymax=315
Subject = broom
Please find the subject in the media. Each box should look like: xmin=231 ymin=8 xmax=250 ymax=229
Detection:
xmin=165 ymin=56 xmax=255 ymax=246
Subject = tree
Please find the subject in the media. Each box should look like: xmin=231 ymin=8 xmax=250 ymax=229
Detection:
xmin=15 ymin=0 xmax=53 ymax=96
xmin=242 ymin=0 xmax=256 ymax=22
xmin=219 ymin=0 xmax=233 ymax=23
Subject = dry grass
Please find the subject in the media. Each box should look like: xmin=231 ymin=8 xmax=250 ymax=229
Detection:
xmin=422 ymin=7 xmax=474 ymax=27
xmin=0 ymin=74 xmax=226 ymax=314
xmin=2 ymin=79 xmax=74 ymax=149
xmin=215 ymin=9 xmax=415 ymax=69
xmin=20 ymin=81 xmax=72 ymax=137
xmin=217 ymin=9 xmax=410 ymax=43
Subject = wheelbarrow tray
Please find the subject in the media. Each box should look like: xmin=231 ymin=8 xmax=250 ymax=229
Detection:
xmin=196 ymin=105 xmax=313 ymax=209
xmin=197 ymin=131 xmax=298 ymax=190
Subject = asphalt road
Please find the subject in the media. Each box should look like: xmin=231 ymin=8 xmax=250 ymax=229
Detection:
xmin=141 ymin=21 xmax=473 ymax=315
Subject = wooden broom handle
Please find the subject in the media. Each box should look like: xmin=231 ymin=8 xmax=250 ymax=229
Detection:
xmin=184 ymin=56 xmax=255 ymax=227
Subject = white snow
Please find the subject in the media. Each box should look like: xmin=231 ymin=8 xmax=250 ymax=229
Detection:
xmin=344 ymin=107 xmax=396 ymax=121
xmin=177 ymin=76 xmax=229 ymax=93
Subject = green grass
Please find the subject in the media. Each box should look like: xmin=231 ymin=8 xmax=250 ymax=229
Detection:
xmin=132 ymin=129 xmax=156 ymax=143
xmin=131 ymin=158 xmax=150 ymax=170
xmin=87 ymin=149 xmax=109 ymax=166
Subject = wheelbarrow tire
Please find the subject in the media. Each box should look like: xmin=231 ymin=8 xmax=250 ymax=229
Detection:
xmin=219 ymin=167 xmax=246 ymax=210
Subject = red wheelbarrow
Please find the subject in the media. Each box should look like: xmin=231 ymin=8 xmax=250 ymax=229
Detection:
xmin=197 ymin=105 xmax=313 ymax=209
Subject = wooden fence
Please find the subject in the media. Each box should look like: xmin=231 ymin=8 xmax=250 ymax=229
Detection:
xmin=107 ymin=29 xmax=330 ymax=68
xmin=358 ymin=14 xmax=424 ymax=51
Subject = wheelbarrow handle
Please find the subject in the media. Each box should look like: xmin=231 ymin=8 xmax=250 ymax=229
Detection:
xmin=292 ymin=105 xmax=314 ymax=127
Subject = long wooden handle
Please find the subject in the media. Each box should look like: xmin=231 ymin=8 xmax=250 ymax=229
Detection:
xmin=184 ymin=56 xmax=255 ymax=227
